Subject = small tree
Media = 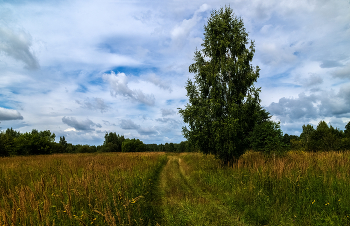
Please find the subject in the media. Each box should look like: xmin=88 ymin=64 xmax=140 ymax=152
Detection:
xmin=122 ymin=138 xmax=146 ymax=152
xmin=59 ymin=136 xmax=68 ymax=153
xmin=103 ymin=132 xmax=125 ymax=152
xmin=249 ymin=121 xmax=284 ymax=154
xmin=300 ymin=124 xmax=315 ymax=151
xmin=179 ymin=6 xmax=269 ymax=163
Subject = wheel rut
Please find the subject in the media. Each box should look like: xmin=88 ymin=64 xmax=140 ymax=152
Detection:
xmin=159 ymin=154 xmax=247 ymax=226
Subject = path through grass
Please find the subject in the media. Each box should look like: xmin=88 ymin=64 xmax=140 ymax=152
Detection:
xmin=160 ymin=154 xmax=247 ymax=225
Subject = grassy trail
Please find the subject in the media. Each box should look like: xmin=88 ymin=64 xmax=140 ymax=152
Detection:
xmin=160 ymin=154 xmax=247 ymax=226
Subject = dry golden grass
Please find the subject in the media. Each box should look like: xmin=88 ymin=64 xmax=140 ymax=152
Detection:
xmin=0 ymin=152 xmax=166 ymax=225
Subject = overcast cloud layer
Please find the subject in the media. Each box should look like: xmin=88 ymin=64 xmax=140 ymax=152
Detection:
xmin=0 ymin=0 xmax=349 ymax=145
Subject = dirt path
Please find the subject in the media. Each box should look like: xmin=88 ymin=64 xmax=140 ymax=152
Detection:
xmin=159 ymin=154 xmax=247 ymax=226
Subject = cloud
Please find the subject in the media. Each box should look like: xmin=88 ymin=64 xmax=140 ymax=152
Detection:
xmin=333 ymin=63 xmax=350 ymax=79
xmin=76 ymin=97 xmax=109 ymax=113
xmin=103 ymin=71 xmax=155 ymax=106
xmin=156 ymin=118 xmax=180 ymax=127
xmin=0 ymin=107 xmax=23 ymax=120
xmin=267 ymin=87 xmax=350 ymax=123
xmin=102 ymin=120 xmax=116 ymax=126
xmin=64 ymin=128 xmax=76 ymax=132
xmin=120 ymin=119 xmax=140 ymax=130
xmin=171 ymin=4 xmax=210 ymax=46
xmin=0 ymin=26 xmax=39 ymax=70
xmin=62 ymin=116 xmax=101 ymax=131
xmin=120 ymin=119 xmax=157 ymax=135
xmin=147 ymin=74 xmax=172 ymax=92
xmin=297 ymin=73 xmax=323 ymax=87
xmin=320 ymin=60 xmax=343 ymax=68
xmin=161 ymin=108 xmax=176 ymax=117
xmin=138 ymin=127 xmax=158 ymax=135
xmin=259 ymin=42 xmax=297 ymax=66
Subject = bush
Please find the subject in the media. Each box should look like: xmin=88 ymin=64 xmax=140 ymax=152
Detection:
xmin=122 ymin=139 xmax=146 ymax=152
xmin=249 ymin=121 xmax=284 ymax=154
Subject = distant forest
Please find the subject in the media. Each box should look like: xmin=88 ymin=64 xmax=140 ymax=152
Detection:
xmin=0 ymin=128 xmax=194 ymax=156
xmin=0 ymin=120 xmax=350 ymax=157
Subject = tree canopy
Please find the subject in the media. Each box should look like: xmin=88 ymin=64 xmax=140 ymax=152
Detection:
xmin=179 ymin=6 xmax=271 ymax=163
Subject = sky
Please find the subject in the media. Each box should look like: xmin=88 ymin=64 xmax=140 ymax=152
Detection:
xmin=0 ymin=0 xmax=350 ymax=145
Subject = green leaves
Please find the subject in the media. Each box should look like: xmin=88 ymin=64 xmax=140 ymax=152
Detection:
xmin=122 ymin=138 xmax=146 ymax=152
xmin=179 ymin=6 xmax=269 ymax=163
xmin=249 ymin=121 xmax=284 ymax=154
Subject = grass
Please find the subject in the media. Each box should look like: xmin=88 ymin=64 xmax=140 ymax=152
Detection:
xmin=180 ymin=151 xmax=350 ymax=225
xmin=160 ymin=154 xmax=245 ymax=225
xmin=0 ymin=152 xmax=167 ymax=225
xmin=1 ymin=151 xmax=350 ymax=225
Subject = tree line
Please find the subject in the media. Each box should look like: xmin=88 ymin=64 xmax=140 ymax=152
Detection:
xmin=286 ymin=121 xmax=350 ymax=152
xmin=248 ymin=120 xmax=350 ymax=154
xmin=0 ymin=129 xmax=195 ymax=157
xmin=0 ymin=121 xmax=349 ymax=157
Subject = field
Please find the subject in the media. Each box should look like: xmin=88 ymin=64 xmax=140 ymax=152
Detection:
xmin=1 ymin=151 xmax=350 ymax=225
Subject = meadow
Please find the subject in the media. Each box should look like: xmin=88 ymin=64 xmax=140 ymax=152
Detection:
xmin=0 ymin=152 xmax=167 ymax=225
xmin=174 ymin=151 xmax=350 ymax=225
xmin=1 ymin=151 xmax=350 ymax=225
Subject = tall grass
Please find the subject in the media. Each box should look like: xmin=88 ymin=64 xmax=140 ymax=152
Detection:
xmin=0 ymin=152 xmax=167 ymax=225
xmin=160 ymin=154 xmax=245 ymax=225
xmin=181 ymin=151 xmax=350 ymax=225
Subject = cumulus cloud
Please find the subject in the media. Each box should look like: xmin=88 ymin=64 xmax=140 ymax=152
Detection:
xmin=0 ymin=107 xmax=23 ymax=120
xmin=0 ymin=26 xmax=39 ymax=70
xmin=62 ymin=116 xmax=101 ymax=131
xmin=267 ymin=87 xmax=350 ymax=123
xmin=171 ymin=4 xmax=210 ymax=45
xmin=76 ymin=97 xmax=109 ymax=113
xmin=155 ymin=118 xmax=180 ymax=128
xmin=259 ymin=42 xmax=297 ymax=66
xmin=161 ymin=108 xmax=176 ymax=117
xmin=147 ymin=74 xmax=172 ymax=92
xmin=333 ymin=63 xmax=350 ymax=79
xmin=103 ymin=71 xmax=155 ymax=106
xmin=138 ymin=127 xmax=158 ymax=135
xmin=120 ymin=119 xmax=157 ymax=135
xmin=296 ymin=73 xmax=323 ymax=87
xmin=120 ymin=119 xmax=140 ymax=130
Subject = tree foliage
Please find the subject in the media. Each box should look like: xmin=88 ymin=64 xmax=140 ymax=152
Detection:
xmin=290 ymin=120 xmax=350 ymax=151
xmin=0 ymin=128 xmax=55 ymax=156
xmin=249 ymin=121 xmax=284 ymax=154
xmin=102 ymin=132 xmax=125 ymax=152
xmin=179 ymin=6 xmax=270 ymax=163
xmin=122 ymin=138 xmax=146 ymax=152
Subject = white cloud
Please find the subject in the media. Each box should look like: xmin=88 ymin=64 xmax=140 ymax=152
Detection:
xmin=120 ymin=119 xmax=158 ymax=135
xmin=103 ymin=71 xmax=155 ymax=106
xmin=0 ymin=107 xmax=23 ymax=120
xmin=333 ymin=63 xmax=350 ymax=79
xmin=120 ymin=119 xmax=140 ymax=130
xmin=161 ymin=108 xmax=176 ymax=117
xmin=76 ymin=97 xmax=110 ymax=113
xmin=146 ymin=73 xmax=172 ymax=92
xmin=64 ymin=128 xmax=76 ymax=132
xmin=62 ymin=116 xmax=101 ymax=131
xmin=171 ymin=4 xmax=210 ymax=46
xmin=0 ymin=26 xmax=39 ymax=70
